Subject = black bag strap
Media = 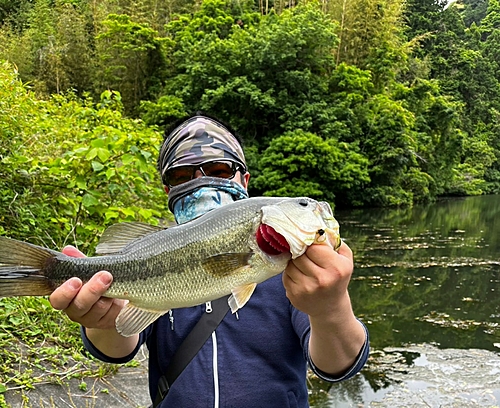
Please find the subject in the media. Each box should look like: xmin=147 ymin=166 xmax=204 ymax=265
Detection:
xmin=153 ymin=295 xmax=230 ymax=407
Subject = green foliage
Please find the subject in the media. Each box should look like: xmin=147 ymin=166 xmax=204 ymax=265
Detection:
xmin=252 ymin=130 xmax=370 ymax=206
xmin=95 ymin=14 xmax=166 ymax=115
xmin=461 ymin=0 xmax=490 ymax=26
xmin=140 ymin=95 xmax=188 ymax=127
xmin=398 ymin=79 xmax=464 ymax=197
xmin=448 ymin=122 xmax=497 ymax=195
xmin=0 ymin=0 xmax=95 ymax=95
xmin=403 ymin=0 xmax=500 ymax=195
xmin=115 ymin=0 xmax=198 ymax=35
xmin=328 ymin=0 xmax=409 ymax=90
xmin=166 ymin=0 xmax=257 ymax=41
xmin=480 ymin=0 xmax=500 ymax=36
xmin=0 ymin=0 xmax=32 ymax=27
xmin=155 ymin=3 xmax=337 ymax=140
xmin=0 ymin=0 xmax=499 ymax=207
xmin=0 ymin=62 xmax=169 ymax=251
xmin=147 ymin=0 xmax=492 ymax=206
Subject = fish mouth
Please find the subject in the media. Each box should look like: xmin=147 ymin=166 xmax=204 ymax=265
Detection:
xmin=256 ymin=224 xmax=291 ymax=255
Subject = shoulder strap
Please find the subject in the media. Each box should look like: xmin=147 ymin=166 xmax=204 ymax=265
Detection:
xmin=153 ymin=295 xmax=230 ymax=407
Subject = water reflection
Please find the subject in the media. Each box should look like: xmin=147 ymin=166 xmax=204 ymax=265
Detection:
xmin=310 ymin=195 xmax=500 ymax=406
xmin=341 ymin=195 xmax=500 ymax=351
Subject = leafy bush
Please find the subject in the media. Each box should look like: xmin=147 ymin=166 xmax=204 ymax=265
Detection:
xmin=0 ymin=61 xmax=170 ymax=252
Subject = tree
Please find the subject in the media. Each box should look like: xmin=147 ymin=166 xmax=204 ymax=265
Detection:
xmin=324 ymin=0 xmax=409 ymax=91
xmin=252 ymin=130 xmax=370 ymax=206
xmin=0 ymin=0 xmax=95 ymax=95
xmin=400 ymin=78 xmax=463 ymax=198
xmin=404 ymin=0 xmax=500 ymax=195
xmin=112 ymin=0 xmax=198 ymax=36
xmin=0 ymin=0 xmax=32 ymax=27
xmin=152 ymin=2 xmax=337 ymax=142
xmin=460 ymin=0 xmax=490 ymax=27
xmin=94 ymin=14 xmax=166 ymax=115
xmin=480 ymin=0 xmax=500 ymax=35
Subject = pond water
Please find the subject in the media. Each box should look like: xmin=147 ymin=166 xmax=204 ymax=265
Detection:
xmin=309 ymin=195 xmax=500 ymax=407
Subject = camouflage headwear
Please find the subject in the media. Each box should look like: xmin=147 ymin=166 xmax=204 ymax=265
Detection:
xmin=159 ymin=116 xmax=247 ymax=183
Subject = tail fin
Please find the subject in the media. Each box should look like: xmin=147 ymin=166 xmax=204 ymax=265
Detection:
xmin=0 ymin=236 xmax=56 ymax=297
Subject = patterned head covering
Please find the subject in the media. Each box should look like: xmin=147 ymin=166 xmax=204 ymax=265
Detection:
xmin=158 ymin=115 xmax=246 ymax=184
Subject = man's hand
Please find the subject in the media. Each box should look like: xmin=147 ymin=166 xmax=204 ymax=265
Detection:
xmin=49 ymin=246 xmax=139 ymax=359
xmin=49 ymin=246 xmax=126 ymax=330
xmin=282 ymin=242 xmax=354 ymax=318
xmin=283 ymin=241 xmax=366 ymax=376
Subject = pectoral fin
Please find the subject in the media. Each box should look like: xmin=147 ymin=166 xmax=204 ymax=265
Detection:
xmin=116 ymin=303 xmax=167 ymax=337
xmin=228 ymin=283 xmax=257 ymax=313
xmin=201 ymin=253 xmax=253 ymax=277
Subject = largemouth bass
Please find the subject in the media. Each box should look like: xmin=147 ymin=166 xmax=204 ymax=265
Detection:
xmin=0 ymin=197 xmax=340 ymax=336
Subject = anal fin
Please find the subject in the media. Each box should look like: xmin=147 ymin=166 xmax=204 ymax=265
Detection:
xmin=116 ymin=303 xmax=167 ymax=337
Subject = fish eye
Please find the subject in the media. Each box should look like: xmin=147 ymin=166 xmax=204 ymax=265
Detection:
xmin=298 ymin=199 xmax=309 ymax=207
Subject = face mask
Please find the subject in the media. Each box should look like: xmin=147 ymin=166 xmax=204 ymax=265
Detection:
xmin=167 ymin=177 xmax=249 ymax=224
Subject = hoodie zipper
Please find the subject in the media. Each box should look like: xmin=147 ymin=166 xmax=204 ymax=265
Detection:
xmin=168 ymin=310 xmax=174 ymax=330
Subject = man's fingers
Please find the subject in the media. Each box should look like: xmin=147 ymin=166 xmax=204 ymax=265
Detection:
xmin=62 ymin=245 xmax=86 ymax=258
xmin=68 ymin=271 xmax=113 ymax=317
xmin=336 ymin=240 xmax=353 ymax=260
xmin=50 ymin=277 xmax=83 ymax=310
xmin=88 ymin=299 xmax=127 ymax=330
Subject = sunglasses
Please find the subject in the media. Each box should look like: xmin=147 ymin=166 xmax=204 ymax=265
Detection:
xmin=163 ymin=160 xmax=245 ymax=187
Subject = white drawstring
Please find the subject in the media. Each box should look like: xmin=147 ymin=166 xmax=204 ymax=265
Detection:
xmin=212 ymin=329 xmax=219 ymax=408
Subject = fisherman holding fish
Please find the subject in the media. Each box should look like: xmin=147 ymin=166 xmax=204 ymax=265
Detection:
xmin=45 ymin=114 xmax=369 ymax=407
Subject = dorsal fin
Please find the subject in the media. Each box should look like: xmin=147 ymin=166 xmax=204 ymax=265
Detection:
xmin=96 ymin=222 xmax=164 ymax=255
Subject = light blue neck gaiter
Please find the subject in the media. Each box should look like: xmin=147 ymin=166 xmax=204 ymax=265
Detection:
xmin=167 ymin=177 xmax=249 ymax=224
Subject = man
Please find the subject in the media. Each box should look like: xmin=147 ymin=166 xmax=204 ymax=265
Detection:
xmin=50 ymin=113 xmax=369 ymax=407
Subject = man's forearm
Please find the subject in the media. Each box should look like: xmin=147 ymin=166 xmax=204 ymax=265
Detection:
xmin=86 ymin=327 xmax=140 ymax=359
xmin=308 ymin=294 xmax=366 ymax=376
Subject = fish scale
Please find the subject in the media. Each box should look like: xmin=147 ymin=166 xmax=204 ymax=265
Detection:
xmin=0 ymin=196 xmax=340 ymax=336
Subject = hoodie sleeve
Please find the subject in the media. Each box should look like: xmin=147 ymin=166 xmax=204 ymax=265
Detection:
xmin=291 ymin=306 xmax=370 ymax=383
xmin=80 ymin=325 xmax=151 ymax=364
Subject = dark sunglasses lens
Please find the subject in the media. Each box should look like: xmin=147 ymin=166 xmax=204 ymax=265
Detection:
xmin=165 ymin=166 xmax=194 ymax=186
xmin=165 ymin=161 xmax=239 ymax=186
xmin=201 ymin=161 xmax=235 ymax=179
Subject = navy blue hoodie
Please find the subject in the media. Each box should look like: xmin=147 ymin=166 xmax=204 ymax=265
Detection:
xmin=83 ymin=275 xmax=369 ymax=407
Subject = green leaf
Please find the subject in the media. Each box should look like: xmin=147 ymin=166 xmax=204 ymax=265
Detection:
xmin=92 ymin=161 xmax=104 ymax=171
xmin=76 ymin=176 xmax=87 ymax=190
xmin=86 ymin=148 xmax=98 ymax=160
xmin=105 ymin=210 xmax=120 ymax=220
xmin=106 ymin=168 xmax=116 ymax=179
xmin=82 ymin=193 xmax=100 ymax=208
xmin=138 ymin=208 xmax=153 ymax=219
xmin=121 ymin=153 xmax=135 ymax=164
xmin=96 ymin=147 xmax=111 ymax=162
xmin=120 ymin=208 xmax=136 ymax=217
xmin=90 ymin=139 xmax=107 ymax=148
